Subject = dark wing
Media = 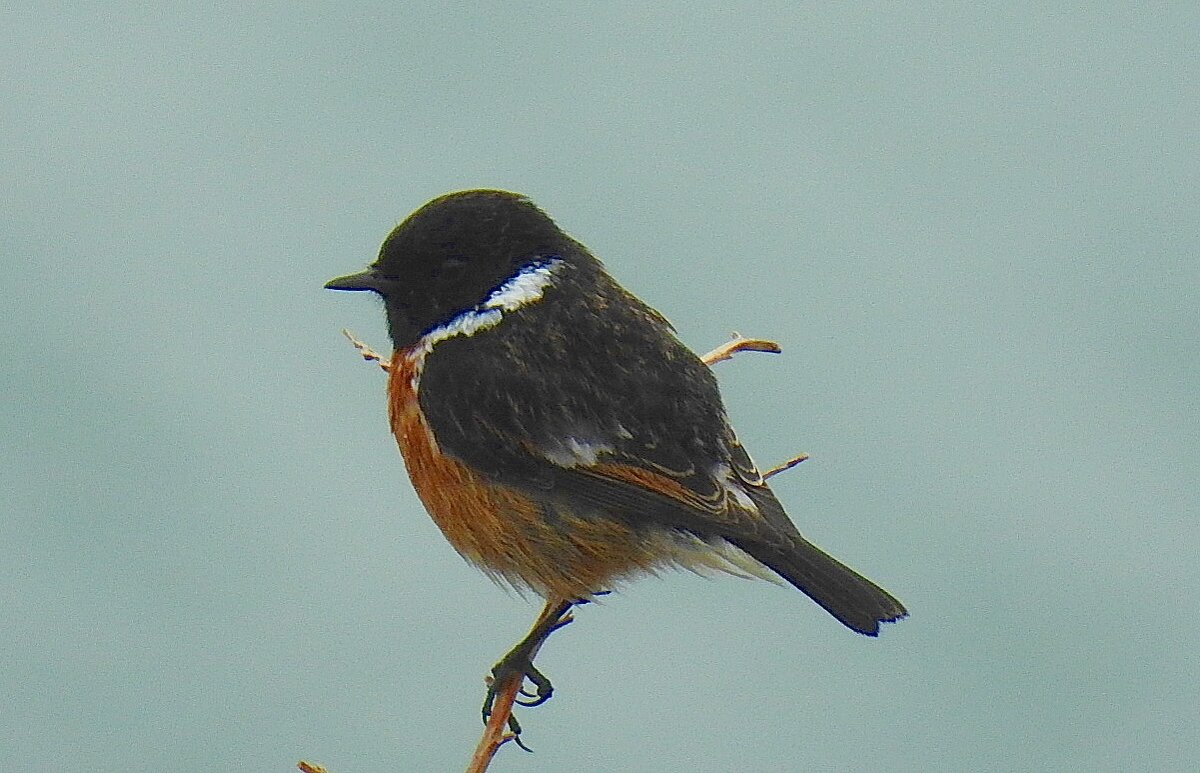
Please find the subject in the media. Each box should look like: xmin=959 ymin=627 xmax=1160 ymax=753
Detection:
xmin=418 ymin=262 xmax=733 ymax=495
xmin=419 ymin=261 xmax=906 ymax=633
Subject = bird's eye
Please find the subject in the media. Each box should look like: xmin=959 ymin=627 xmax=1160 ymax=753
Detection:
xmin=434 ymin=255 xmax=470 ymax=282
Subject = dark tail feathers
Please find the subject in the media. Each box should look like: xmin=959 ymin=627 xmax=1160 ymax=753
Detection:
xmin=739 ymin=537 xmax=907 ymax=636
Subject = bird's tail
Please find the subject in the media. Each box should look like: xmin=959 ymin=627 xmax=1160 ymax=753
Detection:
xmin=740 ymin=536 xmax=908 ymax=636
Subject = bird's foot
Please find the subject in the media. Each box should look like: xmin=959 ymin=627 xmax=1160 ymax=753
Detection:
xmin=478 ymin=596 xmax=594 ymax=750
xmin=482 ymin=613 xmax=573 ymax=723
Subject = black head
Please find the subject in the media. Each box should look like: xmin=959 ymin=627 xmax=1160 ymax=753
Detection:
xmin=325 ymin=189 xmax=578 ymax=349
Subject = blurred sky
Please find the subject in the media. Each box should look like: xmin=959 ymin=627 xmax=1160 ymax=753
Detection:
xmin=2 ymin=3 xmax=1196 ymax=772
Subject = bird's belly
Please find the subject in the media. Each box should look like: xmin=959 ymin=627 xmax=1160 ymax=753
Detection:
xmin=386 ymin=350 xmax=651 ymax=600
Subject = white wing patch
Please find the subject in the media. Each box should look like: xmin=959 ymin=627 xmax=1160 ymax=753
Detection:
xmin=539 ymin=436 xmax=615 ymax=467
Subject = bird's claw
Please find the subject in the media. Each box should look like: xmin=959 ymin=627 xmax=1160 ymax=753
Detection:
xmin=478 ymin=597 xmax=591 ymax=750
xmin=483 ymin=651 xmax=555 ymax=724
xmin=512 ymin=662 xmax=554 ymax=707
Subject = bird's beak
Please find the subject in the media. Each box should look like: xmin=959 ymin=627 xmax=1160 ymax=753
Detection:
xmin=324 ymin=270 xmax=382 ymax=292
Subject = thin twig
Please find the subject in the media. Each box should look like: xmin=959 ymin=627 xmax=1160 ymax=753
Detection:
xmin=469 ymin=678 xmax=522 ymax=770
xmin=339 ymin=330 xmax=781 ymax=372
xmin=700 ymin=332 xmax=782 ymax=366
xmin=763 ymin=453 xmax=809 ymax=479
xmin=698 ymin=335 xmax=809 ymax=478
xmin=341 ymin=329 xmax=391 ymax=371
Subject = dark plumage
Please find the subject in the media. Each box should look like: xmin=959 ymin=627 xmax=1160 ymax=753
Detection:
xmin=326 ymin=189 xmax=906 ymax=635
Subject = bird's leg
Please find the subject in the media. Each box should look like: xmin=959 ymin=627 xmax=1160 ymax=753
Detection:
xmin=482 ymin=598 xmax=576 ymax=725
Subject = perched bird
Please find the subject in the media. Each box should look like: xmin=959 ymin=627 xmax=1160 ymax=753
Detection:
xmin=326 ymin=190 xmax=906 ymax=712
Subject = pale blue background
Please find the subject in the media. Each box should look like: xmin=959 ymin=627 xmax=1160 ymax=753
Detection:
xmin=3 ymin=3 xmax=1196 ymax=772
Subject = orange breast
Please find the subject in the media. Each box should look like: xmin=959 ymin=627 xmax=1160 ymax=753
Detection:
xmin=386 ymin=348 xmax=655 ymax=600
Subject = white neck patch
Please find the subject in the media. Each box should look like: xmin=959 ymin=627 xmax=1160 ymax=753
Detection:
xmin=417 ymin=258 xmax=562 ymax=352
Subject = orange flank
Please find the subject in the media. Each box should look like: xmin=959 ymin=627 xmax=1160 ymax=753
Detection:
xmin=387 ymin=350 xmax=658 ymax=600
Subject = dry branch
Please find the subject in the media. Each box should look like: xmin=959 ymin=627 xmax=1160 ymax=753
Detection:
xmin=341 ymin=328 xmax=390 ymax=371
xmin=699 ymin=332 xmax=782 ymax=365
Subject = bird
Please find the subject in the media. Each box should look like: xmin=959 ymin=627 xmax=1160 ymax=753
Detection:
xmin=325 ymin=189 xmax=906 ymax=721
